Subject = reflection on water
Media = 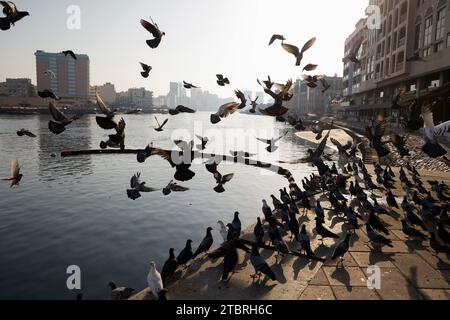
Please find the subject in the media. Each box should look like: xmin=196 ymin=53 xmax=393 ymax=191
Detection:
xmin=0 ymin=112 xmax=318 ymax=299
xmin=37 ymin=115 xmax=93 ymax=183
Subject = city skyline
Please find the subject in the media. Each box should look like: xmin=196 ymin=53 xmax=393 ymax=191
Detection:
xmin=0 ymin=0 xmax=368 ymax=98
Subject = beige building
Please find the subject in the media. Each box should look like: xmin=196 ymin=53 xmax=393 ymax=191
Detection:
xmin=340 ymin=0 xmax=450 ymax=122
xmin=0 ymin=78 xmax=36 ymax=97
xmin=96 ymin=82 xmax=117 ymax=104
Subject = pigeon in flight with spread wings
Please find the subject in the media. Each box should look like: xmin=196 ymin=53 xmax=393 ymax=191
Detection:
xmin=257 ymin=131 xmax=288 ymax=153
xmin=258 ymin=78 xmax=293 ymax=117
xmin=168 ymin=105 xmax=196 ymax=116
xmin=281 ymin=37 xmax=316 ymax=66
xmin=183 ymin=81 xmax=200 ymax=89
xmin=126 ymin=172 xmax=158 ymax=200
xmin=162 ymin=180 xmax=189 ymax=196
xmin=0 ymin=1 xmax=29 ymax=31
xmin=140 ymin=62 xmax=152 ymax=78
xmin=269 ymin=34 xmax=285 ymax=45
xmin=61 ymin=50 xmax=77 ymax=60
xmin=95 ymin=88 xmax=118 ymax=130
xmin=2 ymin=159 xmax=22 ymax=187
xmin=48 ymin=102 xmax=81 ymax=135
xmin=140 ymin=17 xmax=165 ymax=48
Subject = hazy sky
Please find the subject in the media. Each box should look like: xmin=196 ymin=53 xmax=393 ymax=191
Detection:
xmin=1 ymin=0 xmax=368 ymax=97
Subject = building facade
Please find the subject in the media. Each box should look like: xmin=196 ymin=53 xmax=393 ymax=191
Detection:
xmin=96 ymin=82 xmax=117 ymax=104
xmin=0 ymin=78 xmax=36 ymax=97
xmin=340 ymin=0 xmax=450 ymax=122
xmin=35 ymin=50 xmax=90 ymax=99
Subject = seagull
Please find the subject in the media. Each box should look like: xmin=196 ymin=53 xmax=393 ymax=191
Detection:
xmin=16 ymin=128 xmax=36 ymax=137
xmin=213 ymin=171 xmax=234 ymax=193
xmin=162 ymin=180 xmax=189 ymax=196
xmin=183 ymin=81 xmax=200 ymax=89
xmin=108 ymin=282 xmax=134 ymax=300
xmin=126 ymin=172 xmax=158 ymax=200
xmin=0 ymin=1 xmax=29 ymax=31
xmin=140 ymin=62 xmax=152 ymax=78
xmin=268 ymin=34 xmax=285 ymax=45
xmin=161 ymin=248 xmax=178 ymax=285
xmin=216 ymin=74 xmax=230 ymax=86
xmin=141 ymin=17 xmax=165 ymax=48
xmin=421 ymin=101 xmax=449 ymax=158
xmin=154 ymin=116 xmax=168 ymax=132
xmin=2 ymin=159 xmax=22 ymax=187
xmin=250 ymin=244 xmax=277 ymax=281
xmin=256 ymin=131 xmax=287 ymax=153
xmin=38 ymin=89 xmax=61 ymax=100
xmin=217 ymin=221 xmax=228 ymax=242
xmin=281 ymin=37 xmax=316 ymax=66
xmin=331 ymin=234 xmax=351 ymax=266
xmin=177 ymin=240 xmax=193 ymax=268
xmin=147 ymin=262 xmax=164 ymax=299
xmin=192 ymin=227 xmax=214 ymax=259
xmin=48 ymin=102 xmax=80 ymax=134
xmin=61 ymin=50 xmax=77 ymax=60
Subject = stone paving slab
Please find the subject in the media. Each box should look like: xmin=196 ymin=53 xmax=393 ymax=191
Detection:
xmin=308 ymin=269 xmax=330 ymax=286
xmin=322 ymin=266 xmax=368 ymax=288
xmin=415 ymin=250 xmax=450 ymax=270
xmin=331 ymin=286 xmax=380 ymax=300
xmin=350 ymin=252 xmax=396 ymax=268
xmin=362 ymin=268 xmax=424 ymax=300
xmin=392 ymin=254 xmax=450 ymax=289
xmin=299 ymin=286 xmax=335 ymax=300
xmin=419 ymin=289 xmax=450 ymax=300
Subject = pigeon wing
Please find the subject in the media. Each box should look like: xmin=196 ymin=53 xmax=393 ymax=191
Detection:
xmin=49 ymin=102 xmax=68 ymax=122
xmin=300 ymin=37 xmax=317 ymax=53
xmin=95 ymin=89 xmax=112 ymax=115
xmin=11 ymin=159 xmax=19 ymax=179
xmin=140 ymin=19 xmax=161 ymax=37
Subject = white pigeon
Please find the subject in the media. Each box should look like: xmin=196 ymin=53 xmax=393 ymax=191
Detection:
xmin=217 ymin=220 xmax=228 ymax=242
xmin=147 ymin=261 xmax=163 ymax=298
xmin=44 ymin=69 xmax=56 ymax=78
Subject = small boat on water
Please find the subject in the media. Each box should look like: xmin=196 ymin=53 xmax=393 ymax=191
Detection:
xmin=124 ymin=108 xmax=143 ymax=115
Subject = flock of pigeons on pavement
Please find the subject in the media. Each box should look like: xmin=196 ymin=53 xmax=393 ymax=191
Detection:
xmin=2 ymin=2 xmax=450 ymax=301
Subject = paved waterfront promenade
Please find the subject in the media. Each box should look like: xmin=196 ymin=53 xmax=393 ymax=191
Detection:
xmin=131 ymin=166 xmax=450 ymax=300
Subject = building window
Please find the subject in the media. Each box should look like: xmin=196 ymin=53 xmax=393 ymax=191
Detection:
xmin=423 ymin=16 xmax=433 ymax=56
xmin=414 ymin=23 xmax=422 ymax=51
xmin=436 ymin=8 xmax=446 ymax=40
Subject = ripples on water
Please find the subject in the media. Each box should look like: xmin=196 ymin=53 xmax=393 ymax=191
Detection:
xmin=0 ymin=112 xmax=318 ymax=299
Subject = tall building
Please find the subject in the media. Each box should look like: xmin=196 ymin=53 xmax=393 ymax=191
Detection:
xmin=0 ymin=78 xmax=36 ymax=97
xmin=340 ymin=0 xmax=450 ymax=121
xmin=35 ymin=50 xmax=90 ymax=99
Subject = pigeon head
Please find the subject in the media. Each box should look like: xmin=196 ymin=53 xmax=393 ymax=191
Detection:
xmin=217 ymin=220 xmax=225 ymax=227
xmin=207 ymin=227 xmax=213 ymax=232
xmin=149 ymin=261 xmax=157 ymax=270
xmin=108 ymin=282 xmax=117 ymax=290
xmin=186 ymin=239 xmax=193 ymax=245
xmin=257 ymin=217 xmax=262 ymax=224
xmin=100 ymin=141 xmax=107 ymax=149
xmin=234 ymin=211 xmax=239 ymax=217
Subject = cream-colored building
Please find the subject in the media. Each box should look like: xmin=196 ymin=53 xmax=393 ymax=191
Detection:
xmin=340 ymin=0 xmax=450 ymax=121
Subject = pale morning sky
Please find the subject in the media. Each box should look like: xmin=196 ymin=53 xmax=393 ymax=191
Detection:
xmin=0 ymin=0 xmax=368 ymax=97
